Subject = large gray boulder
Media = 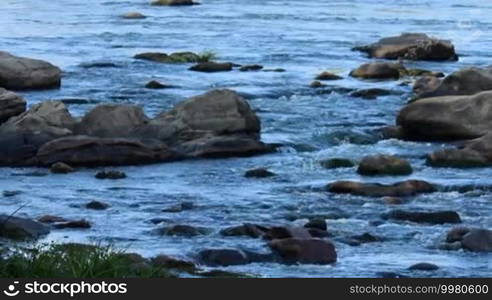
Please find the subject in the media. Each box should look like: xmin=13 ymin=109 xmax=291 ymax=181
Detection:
xmin=76 ymin=105 xmax=149 ymax=138
xmin=0 ymin=51 xmax=61 ymax=90
xmin=35 ymin=136 xmax=178 ymax=167
xmin=397 ymin=91 xmax=492 ymax=141
xmin=353 ymin=33 xmax=458 ymax=61
xmin=0 ymin=88 xmax=25 ymax=124
xmin=415 ymin=67 xmax=492 ymax=99
xmin=0 ymin=215 xmax=50 ymax=240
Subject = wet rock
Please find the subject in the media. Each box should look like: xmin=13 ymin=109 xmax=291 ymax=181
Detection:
xmin=376 ymin=126 xmax=404 ymax=140
xmin=327 ymin=180 xmax=435 ymax=197
xmin=416 ymin=67 xmax=492 ymax=99
xmin=86 ymin=200 xmax=110 ymax=210
xmin=382 ymin=210 xmax=461 ymax=224
xmin=134 ymin=51 xmax=201 ymax=63
xmin=77 ymin=104 xmax=148 ymax=138
xmin=158 ymin=225 xmax=209 ymax=237
xmin=95 ymin=170 xmax=127 ymax=179
xmin=310 ymin=81 xmax=325 ymax=88
xmin=0 ymin=215 xmax=50 ymax=240
xmin=404 ymin=69 xmax=445 ymax=78
xmin=357 ymin=154 xmax=413 ymax=176
xmin=121 ymin=12 xmax=146 ymax=19
xmin=413 ymin=75 xmax=442 ymax=98
xmin=263 ymin=68 xmax=286 ymax=72
xmin=3 ymin=190 xmax=22 ymax=197
xmin=0 ymin=51 xmax=61 ymax=90
xmin=79 ymin=62 xmax=119 ymax=69
xmin=37 ymin=215 xmax=68 ymax=224
xmin=439 ymin=241 xmax=462 ymax=251
xmin=145 ymin=80 xmax=172 ymax=89
xmin=349 ymin=88 xmax=401 ymax=99
xmin=304 ymin=218 xmax=327 ymax=231
xmin=197 ymin=249 xmax=250 ymax=266
xmin=50 ymin=162 xmax=74 ymax=174
xmin=351 ymin=232 xmax=382 ymax=243
xmin=268 ymin=238 xmax=337 ymax=264
xmin=151 ymin=0 xmax=198 ymax=5
xmin=189 ymin=62 xmax=233 ymax=72
xmin=323 ymin=129 xmax=379 ymax=145
xmin=244 ymin=168 xmax=276 ymax=178
xmin=319 ymin=158 xmax=355 ymax=169
xmin=307 ymin=228 xmax=332 ymax=238
xmin=408 ymin=263 xmax=439 ymax=271
xmin=461 ymin=228 xmax=492 ymax=252
xmin=151 ymin=255 xmax=196 ymax=272
xmin=315 ymin=71 xmax=343 ymax=81
xmin=426 ymin=133 xmax=492 ymax=168
xmin=162 ymin=201 xmax=194 ymax=213
xmin=350 ymin=62 xmax=403 ymax=80
xmin=0 ymin=88 xmax=26 ymax=124
xmin=383 ymin=197 xmax=404 ymax=205
xmin=239 ymin=64 xmax=263 ymax=72
xmin=397 ymin=91 xmax=492 ymax=141
xmin=53 ymin=219 xmax=91 ymax=229
xmin=446 ymin=226 xmax=470 ymax=243
xmin=264 ymin=226 xmax=312 ymax=240
xmin=220 ymin=223 xmax=268 ymax=238
xmin=352 ymin=33 xmax=458 ymax=61
xmin=36 ymin=136 xmax=177 ymax=167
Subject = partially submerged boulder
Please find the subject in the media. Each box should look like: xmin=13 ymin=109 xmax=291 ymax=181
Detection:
xmin=0 ymin=88 xmax=25 ymax=124
xmin=189 ymin=62 xmax=233 ymax=72
xmin=0 ymin=89 xmax=273 ymax=167
xmin=353 ymin=33 xmax=458 ymax=61
xmin=134 ymin=51 xmax=201 ymax=63
xmin=397 ymin=91 xmax=492 ymax=141
xmin=0 ymin=51 xmax=61 ymax=90
xmin=268 ymin=238 xmax=337 ymax=264
xmin=327 ymin=180 xmax=436 ymax=197
xmin=357 ymin=154 xmax=413 ymax=176
xmin=350 ymin=62 xmax=403 ymax=80
xmin=444 ymin=227 xmax=492 ymax=252
xmin=151 ymin=0 xmax=198 ymax=6
xmin=415 ymin=67 xmax=492 ymax=99
xmin=0 ymin=215 xmax=50 ymax=240
xmin=382 ymin=209 xmax=461 ymax=224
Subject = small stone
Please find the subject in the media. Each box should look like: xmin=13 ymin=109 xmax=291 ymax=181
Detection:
xmin=38 ymin=215 xmax=68 ymax=223
xmin=86 ymin=200 xmax=110 ymax=210
xmin=408 ymin=263 xmax=439 ymax=271
xmin=315 ymin=71 xmax=343 ymax=81
xmin=319 ymin=158 xmax=355 ymax=169
xmin=121 ymin=12 xmax=147 ymax=19
xmin=244 ymin=168 xmax=276 ymax=178
xmin=239 ymin=64 xmax=263 ymax=72
xmin=145 ymin=80 xmax=172 ymax=89
xmin=310 ymin=81 xmax=325 ymax=88
xmin=95 ymin=170 xmax=127 ymax=180
xmin=50 ymin=162 xmax=75 ymax=174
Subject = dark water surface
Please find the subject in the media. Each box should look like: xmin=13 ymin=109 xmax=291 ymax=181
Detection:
xmin=1 ymin=0 xmax=491 ymax=277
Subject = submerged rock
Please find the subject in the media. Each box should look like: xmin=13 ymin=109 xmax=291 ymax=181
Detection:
xmin=0 ymin=51 xmax=61 ymax=90
xmin=145 ymin=80 xmax=173 ymax=89
xmin=382 ymin=209 xmax=461 ymax=224
xmin=357 ymin=154 xmax=413 ymax=176
xmin=53 ymin=219 xmax=91 ymax=229
xmin=121 ymin=12 xmax=147 ymax=19
xmin=189 ymin=62 xmax=233 ymax=72
xmin=0 ymin=215 xmax=50 ymax=240
xmin=349 ymin=88 xmax=402 ymax=99
xmin=197 ymin=249 xmax=250 ymax=266
xmin=315 ymin=71 xmax=343 ymax=81
xmin=352 ymin=33 xmax=458 ymax=61
xmin=239 ymin=64 xmax=263 ymax=72
xmin=220 ymin=223 xmax=268 ymax=238
xmin=244 ymin=168 xmax=276 ymax=178
xmin=328 ymin=180 xmax=435 ymax=197
xmin=0 ymin=88 xmax=26 ymax=124
xmin=134 ymin=51 xmax=201 ymax=63
xmin=151 ymin=0 xmax=198 ymax=6
xmin=268 ymin=238 xmax=337 ymax=264
xmin=85 ymin=200 xmax=110 ymax=210
xmin=350 ymin=62 xmax=403 ymax=80
xmin=50 ymin=162 xmax=75 ymax=174
xmin=95 ymin=170 xmax=127 ymax=179
xmin=408 ymin=263 xmax=439 ymax=271
xmin=158 ymin=225 xmax=209 ymax=237
xmin=320 ymin=158 xmax=355 ymax=169
xmin=397 ymin=91 xmax=492 ymax=141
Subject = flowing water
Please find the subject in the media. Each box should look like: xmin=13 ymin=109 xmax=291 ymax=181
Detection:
xmin=1 ymin=0 xmax=491 ymax=277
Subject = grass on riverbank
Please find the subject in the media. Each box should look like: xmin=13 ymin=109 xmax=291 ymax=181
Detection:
xmin=0 ymin=243 xmax=173 ymax=278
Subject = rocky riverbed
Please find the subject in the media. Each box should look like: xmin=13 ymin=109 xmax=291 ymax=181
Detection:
xmin=0 ymin=0 xmax=491 ymax=277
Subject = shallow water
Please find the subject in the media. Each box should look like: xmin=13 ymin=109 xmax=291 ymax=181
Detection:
xmin=1 ymin=0 xmax=491 ymax=277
